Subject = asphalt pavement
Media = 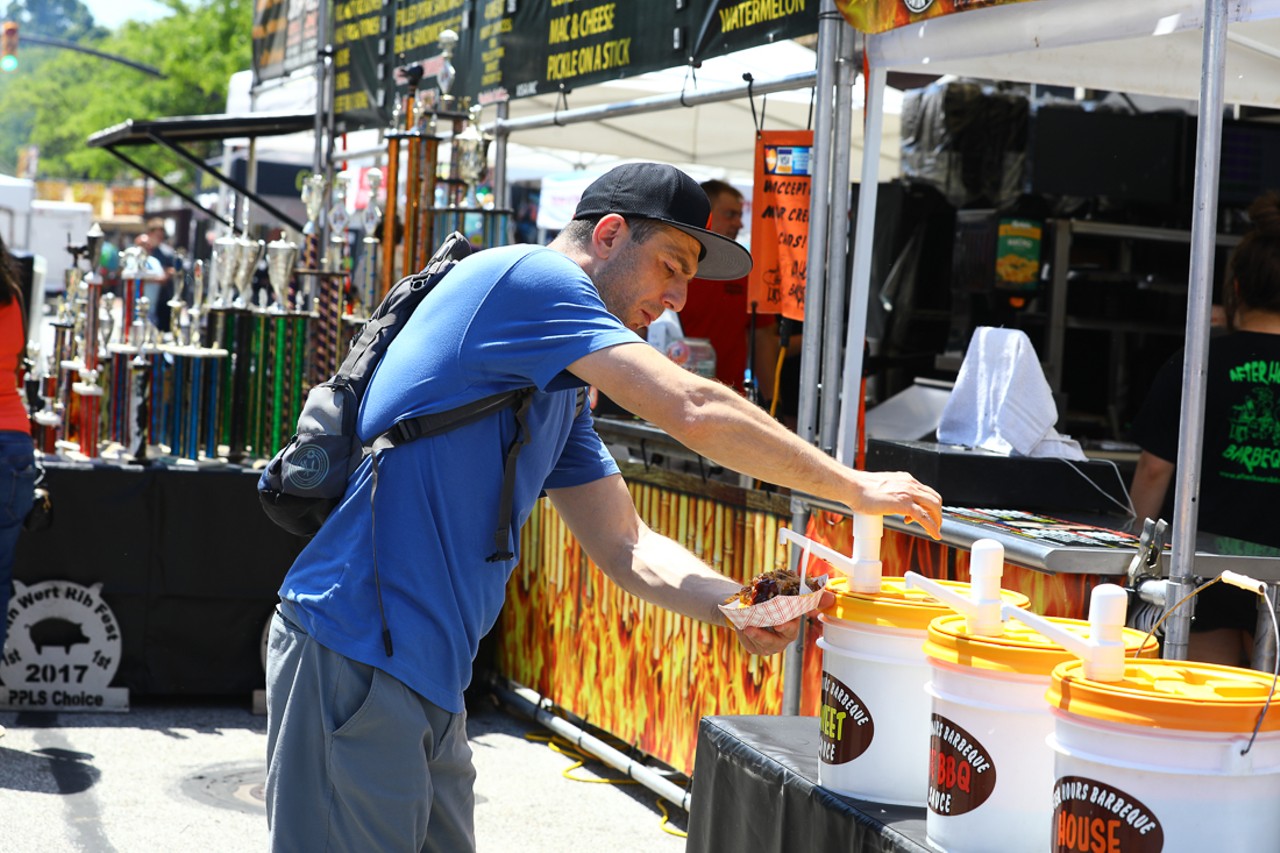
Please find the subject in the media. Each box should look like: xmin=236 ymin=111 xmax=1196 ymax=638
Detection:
xmin=0 ymin=694 xmax=690 ymax=852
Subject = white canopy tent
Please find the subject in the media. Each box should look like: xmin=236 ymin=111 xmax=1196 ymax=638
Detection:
xmin=840 ymin=0 xmax=1280 ymax=666
xmin=497 ymin=39 xmax=903 ymax=181
xmin=868 ymin=0 xmax=1280 ymax=106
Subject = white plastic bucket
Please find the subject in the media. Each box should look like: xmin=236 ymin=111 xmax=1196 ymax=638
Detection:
xmin=816 ymin=621 xmax=932 ymax=805
xmin=922 ymin=614 xmax=1157 ymax=853
xmin=816 ymin=576 xmax=1029 ymax=807
xmin=1047 ymin=658 xmax=1280 ymax=852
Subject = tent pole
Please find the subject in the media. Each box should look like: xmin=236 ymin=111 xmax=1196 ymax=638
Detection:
xmin=311 ymin=2 xmax=328 ymax=182
xmin=782 ymin=0 xmax=841 ymax=717
xmin=493 ymin=101 xmax=509 ymax=213
xmin=837 ymin=51 xmax=886 ymax=468
xmin=818 ymin=19 xmax=858 ymax=453
xmin=1165 ymin=0 xmax=1228 ymax=661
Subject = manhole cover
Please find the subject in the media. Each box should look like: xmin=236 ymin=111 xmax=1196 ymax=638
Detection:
xmin=180 ymin=762 xmax=267 ymax=815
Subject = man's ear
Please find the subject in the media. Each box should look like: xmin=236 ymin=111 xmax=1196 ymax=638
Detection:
xmin=591 ymin=214 xmax=628 ymax=260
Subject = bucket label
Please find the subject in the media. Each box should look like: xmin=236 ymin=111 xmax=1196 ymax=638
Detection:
xmin=819 ymin=671 xmax=874 ymax=764
xmin=1052 ymin=776 xmax=1164 ymax=852
xmin=928 ymin=714 xmax=996 ymax=816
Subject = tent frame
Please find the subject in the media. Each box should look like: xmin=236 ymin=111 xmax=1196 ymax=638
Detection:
xmin=86 ymin=111 xmax=312 ymax=233
xmin=848 ymin=0 xmax=1242 ymax=664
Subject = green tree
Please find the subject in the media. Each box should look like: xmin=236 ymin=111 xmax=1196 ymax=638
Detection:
xmin=3 ymin=0 xmax=104 ymax=41
xmin=0 ymin=0 xmax=252 ymax=183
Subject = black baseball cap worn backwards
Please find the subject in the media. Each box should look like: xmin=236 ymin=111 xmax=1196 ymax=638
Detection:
xmin=573 ymin=163 xmax=753 ymax=281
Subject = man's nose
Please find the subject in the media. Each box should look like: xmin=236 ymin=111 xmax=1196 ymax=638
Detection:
xmin=665 ymin=280 xmax=689 ymax=313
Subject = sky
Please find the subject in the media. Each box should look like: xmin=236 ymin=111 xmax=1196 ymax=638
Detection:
xmin=81 ymin=0 xmax=170 ymax=31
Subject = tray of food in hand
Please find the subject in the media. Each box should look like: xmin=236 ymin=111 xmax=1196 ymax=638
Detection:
xmin=718 ymin=568 xmax=829 ymax=629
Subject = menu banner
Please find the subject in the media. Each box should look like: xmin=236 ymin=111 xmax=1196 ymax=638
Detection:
xmin=748 ymin=129 xmax=813 ymax=322
xmin=253 ymin=0 xmax=818 ymax=129
xmin=835 ymin=0 xmax=1038 ymax=35
xmin=330 ymin=0 xmax=394 ymax=129
xmin=253 ymin=0 xmax=321 ymax=82
xmin=252 ymin=0 xmax=290 ymax=82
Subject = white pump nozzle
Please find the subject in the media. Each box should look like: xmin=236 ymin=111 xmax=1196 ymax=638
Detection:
xmin=904 ymin=538 xmax=1006 ymax=636
xmin=1001 ymin=583 xmax=1131 ymax=682
xmin=778 ymin=522 xmax=884 ymax=593
xmin=850 ymin=514 xmax=884 ymax=593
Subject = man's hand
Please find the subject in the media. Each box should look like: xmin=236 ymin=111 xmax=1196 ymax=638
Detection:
xmin=851 ymin=470 xmax=943 ymax=539
xmin=730 ymin=589 xmax=834 ymax=655
xmin=735 ymin=622 xmax=799 ymax=655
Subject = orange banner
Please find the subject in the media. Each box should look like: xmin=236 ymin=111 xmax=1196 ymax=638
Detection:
xmin=837 ymin=0 xmax=1038 ymax=34
xmin=748 ymin=129 xmax=812 ymax=323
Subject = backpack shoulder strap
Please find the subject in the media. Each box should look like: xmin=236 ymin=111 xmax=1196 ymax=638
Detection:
xmin=486 ymin=388 xmax=536 ymax=562
xmin=364 ymin=386 xmax=530 ymax=456
xmin=364 ymin=385 xmax=537 ymax=564
xmin=334 ymin=231 xmax=474 ymax=385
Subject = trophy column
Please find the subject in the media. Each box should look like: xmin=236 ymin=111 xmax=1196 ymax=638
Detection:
xmin=310 ymin=176 xmax=350 ymax=387
xmin=264 ymin=235 xmax=305 ymax=456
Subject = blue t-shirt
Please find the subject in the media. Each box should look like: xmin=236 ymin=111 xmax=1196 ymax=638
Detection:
xmin=279 ymin=245 xmax=639 ymax=712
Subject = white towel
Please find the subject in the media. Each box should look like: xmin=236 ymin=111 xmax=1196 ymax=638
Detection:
xmin=937 ymin=327 xmax=1086 ymax=460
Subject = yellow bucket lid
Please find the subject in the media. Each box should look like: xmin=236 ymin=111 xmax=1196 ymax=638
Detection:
xmin=1047 ymin=658 xmax=1280 ymax=734
xmin=824 ymin=575 xmax=1031 ymax=632
xmin=924 ymin=613 xmax=1159 ymax=676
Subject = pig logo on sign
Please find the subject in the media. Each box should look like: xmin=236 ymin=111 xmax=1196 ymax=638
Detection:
xmin=26 ymin=617 xmax=91 ymax=654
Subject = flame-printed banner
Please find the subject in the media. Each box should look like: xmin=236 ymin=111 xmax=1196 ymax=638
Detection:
xmin=836 ymin=0 xmax=1039 ymax=34
xmin=499 ymin=495 xmax=1100 ymax=775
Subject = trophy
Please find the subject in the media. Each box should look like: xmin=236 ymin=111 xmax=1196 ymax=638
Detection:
xmin=437 ymin=29 xmax=459 ymax=111
xmin=325 ymin=176 xmax=350 ymax=272
xmin=300 ymin=172 xmax=328 ymax=308
xmin=232 ymin=232 xmax=266 ymax=307
xmin=167 ymin=266 xmax=188 ymax=341
xmin=363 ymin=168 xmax=384 ymax=234
xmin=301 ymin=173 xmax=327 ymax=241
xmin=358 ymin=169 xmax=383 ymax=314
xmin=120 ymin=244 xmax=148 ymax=331
xmin=266 ymin=236 xmax=300 ymax=312
xmin=454 ymin=104 xmax=491 ymax=209
xmin=211 ymin=231 xmax=238 ymax=308
xmin=188 ymin=260 xmax=205 ymax=347
xmin=387 ymin=85 xmax=404 ymax=135
xmin=99 ymin=292 xmax=116 ymax=352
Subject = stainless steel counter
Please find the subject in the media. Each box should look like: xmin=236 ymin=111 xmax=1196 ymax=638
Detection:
xmin=880 ymin=508 xmax=1280 ymax=582
xmin=595 ymin=418 xmax=1280 ymax=583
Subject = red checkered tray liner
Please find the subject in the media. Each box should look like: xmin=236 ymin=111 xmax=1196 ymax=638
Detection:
xmin=718 ymin=577 xmax=828 ymax=630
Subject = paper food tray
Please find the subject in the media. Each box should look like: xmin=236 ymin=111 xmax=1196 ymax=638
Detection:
xmin=718 ymin=577 xmax=828 ymax=630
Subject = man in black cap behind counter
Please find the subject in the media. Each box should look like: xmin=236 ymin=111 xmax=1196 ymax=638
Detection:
xmin=264 ymin=162 xmax=943 ymax=852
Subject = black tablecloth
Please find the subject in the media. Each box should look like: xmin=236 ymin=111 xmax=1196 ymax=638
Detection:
xmin=687 ymin=716 xmax=930 ymax=853
xmin=13 ymin=460 xmax=307 ymax=696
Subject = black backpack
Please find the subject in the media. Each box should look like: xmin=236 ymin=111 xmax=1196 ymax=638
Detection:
xmin=258 ymin=231 xmax=533 ymax=551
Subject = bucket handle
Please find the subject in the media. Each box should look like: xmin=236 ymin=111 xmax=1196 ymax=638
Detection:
xmin=1141 ymin=571 xmax=1278 ymax=756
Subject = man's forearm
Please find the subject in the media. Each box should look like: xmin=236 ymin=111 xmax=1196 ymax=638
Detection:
xmin=661 ymin=379 xmax=858 ymax=505
xmin=614 ymin=526 xmax=741 ymax=625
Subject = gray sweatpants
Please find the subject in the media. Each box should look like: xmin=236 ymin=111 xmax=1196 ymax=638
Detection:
xmin=264 ymin=608 xmax=476 ymax=853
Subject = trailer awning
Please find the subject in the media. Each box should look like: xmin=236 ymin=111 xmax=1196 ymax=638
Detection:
xmin=86 ymin=111 xmax=315 ymax=232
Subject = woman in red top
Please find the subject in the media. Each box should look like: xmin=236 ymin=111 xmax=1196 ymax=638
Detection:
xmin=0 ymin=235 xmax=35 ymax=695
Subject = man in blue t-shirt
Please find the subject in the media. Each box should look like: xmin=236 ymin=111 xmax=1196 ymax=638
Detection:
xmin=264 ymin=162 xmax=944 ymax=852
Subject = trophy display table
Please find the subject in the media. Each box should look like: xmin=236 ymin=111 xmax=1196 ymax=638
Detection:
xmin=686 ymin=716 xmax=930 ymax=853
xmin=12 ymin=458 xmax=306 ymax=696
